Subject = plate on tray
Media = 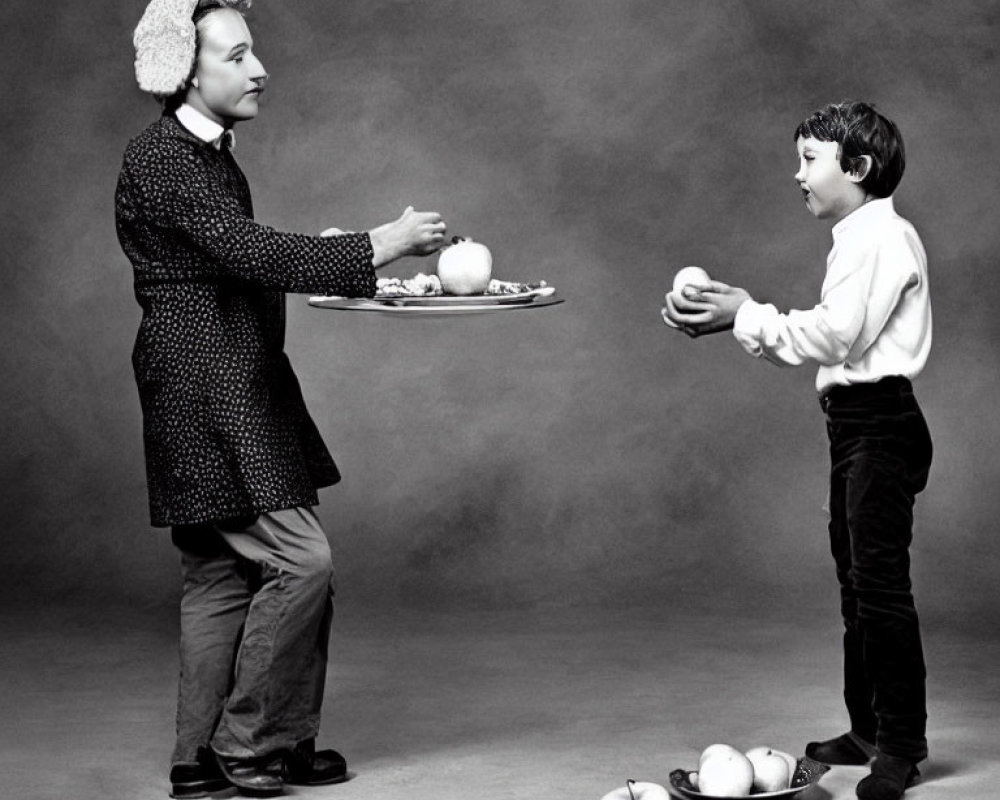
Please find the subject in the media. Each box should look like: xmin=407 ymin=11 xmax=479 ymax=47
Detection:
xmin=668 ymin=757 xmax=829 ymax=800
xmin=379 ymin=288 xmax=552 ymax=306
xmin=308 ymin=287 xmax=562 ymax=315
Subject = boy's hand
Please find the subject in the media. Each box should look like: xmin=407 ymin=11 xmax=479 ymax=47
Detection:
xmin=369 ymin=206 xmax=447 ymax=267
xmin=662 ymin=280 xmax=751 ymax=338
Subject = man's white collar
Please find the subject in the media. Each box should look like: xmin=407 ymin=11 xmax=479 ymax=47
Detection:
xmin=175 ymin=104 xmax=234 ymax=150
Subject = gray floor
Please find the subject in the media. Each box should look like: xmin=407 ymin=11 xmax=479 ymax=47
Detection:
xmin=2 ymin=599 xmax=995 ymax=800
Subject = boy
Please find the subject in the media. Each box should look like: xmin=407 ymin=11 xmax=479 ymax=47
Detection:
xmin=117 ymin=1 xmax=446 ymax=796
xmin=663 ymin=101 xmax=932 ymax=800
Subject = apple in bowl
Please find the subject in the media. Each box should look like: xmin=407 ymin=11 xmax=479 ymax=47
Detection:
xmin=696 ymin=744 xmax=754 ymax=797
xmin=672 ymin=743 xmax=822 ymax=798
xmin=599 ymin=779 xmax=669 ymax=800
xmin=436 ymin=236 xmax=493 ymax=295
xmin=745 ymin=746 xmax=797 ymax=793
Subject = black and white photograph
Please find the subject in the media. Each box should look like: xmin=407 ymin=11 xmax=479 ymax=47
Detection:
xmin=2 ymin=2 xmax=998 ymax=799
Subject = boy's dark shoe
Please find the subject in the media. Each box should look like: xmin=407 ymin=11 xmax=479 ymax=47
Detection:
xmin=806 ymin=731 xmax=877 ymax=765
xmin=169 ymin=748 xmax=233 ymax=798
xmin=283 ymin=739 xmax=348 ymax=786
xmin=856 ymin=754 xmax=920 ymax=800
xmin=213 ymin=751 xmax=284 ymax=797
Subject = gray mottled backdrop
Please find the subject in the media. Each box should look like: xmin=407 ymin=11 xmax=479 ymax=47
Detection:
xmin=2 ymin=1 xmax=997 ymax=626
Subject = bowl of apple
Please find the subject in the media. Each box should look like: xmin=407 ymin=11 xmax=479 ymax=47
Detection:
xmin=668 ymin=743 xmax=829 ymax=799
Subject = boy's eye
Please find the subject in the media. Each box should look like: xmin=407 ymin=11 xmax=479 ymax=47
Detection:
xmin=234 ymin=56 xmax=244 ymax=64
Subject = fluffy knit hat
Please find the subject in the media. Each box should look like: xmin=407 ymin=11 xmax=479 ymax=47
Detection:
xmin=133 ymin=0 xmax=252 ymax=97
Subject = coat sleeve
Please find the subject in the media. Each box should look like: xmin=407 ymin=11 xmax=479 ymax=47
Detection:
xmin=121 ymin=136 xmax=377 ymax=297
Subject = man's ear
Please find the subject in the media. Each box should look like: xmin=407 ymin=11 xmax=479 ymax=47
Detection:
xmin=847 ymin=154 xmax=872 ymax=184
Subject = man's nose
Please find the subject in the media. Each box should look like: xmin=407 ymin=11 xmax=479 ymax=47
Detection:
xmin=249 ymin=54 xmax=267 ymax=83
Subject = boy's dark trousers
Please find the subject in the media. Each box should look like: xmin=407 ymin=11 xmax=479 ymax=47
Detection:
xmin=821 ymin=376 xmax=932 ymax=763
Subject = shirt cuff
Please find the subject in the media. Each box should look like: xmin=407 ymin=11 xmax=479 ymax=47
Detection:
xmin=732 ymin=299 xmax=768 ymax=357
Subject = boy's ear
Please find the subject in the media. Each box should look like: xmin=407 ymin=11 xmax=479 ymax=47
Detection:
xmin=846 ymin=155 xmax=872 ymax=184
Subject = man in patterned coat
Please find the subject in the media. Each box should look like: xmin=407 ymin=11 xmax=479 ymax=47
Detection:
xmin=116 ymin=1 xmax=447 ymax=796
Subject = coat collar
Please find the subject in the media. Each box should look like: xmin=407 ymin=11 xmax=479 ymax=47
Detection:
xmin=172 ymin=103 xmax=235 ymax=150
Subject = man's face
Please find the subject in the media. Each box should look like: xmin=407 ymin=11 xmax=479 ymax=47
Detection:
xmin=794 ymin=137 xmax=862 ymax=222
xmin=187 ymin=9 xmax=267 ymax=127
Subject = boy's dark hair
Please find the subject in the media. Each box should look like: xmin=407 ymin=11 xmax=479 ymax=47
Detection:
xmin=794 ymin=101 xmax=905 ymax=198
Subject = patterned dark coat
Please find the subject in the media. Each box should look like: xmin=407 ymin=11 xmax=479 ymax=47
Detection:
xmin=115 ymin=113 xmax=376 ymax=527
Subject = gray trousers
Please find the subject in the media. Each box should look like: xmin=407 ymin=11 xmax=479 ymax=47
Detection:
xmin=170 ymin=507 xmax=336 ymax=765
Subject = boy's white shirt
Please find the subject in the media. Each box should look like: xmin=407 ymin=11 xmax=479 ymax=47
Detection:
xmin=732 ymin=196 xmax=932 ymax=394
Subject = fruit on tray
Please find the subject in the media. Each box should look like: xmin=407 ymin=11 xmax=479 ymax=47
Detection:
xmin=436 ymin=236 xmax=493 ymax=295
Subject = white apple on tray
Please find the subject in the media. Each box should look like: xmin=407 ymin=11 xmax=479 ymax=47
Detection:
xmin=436 ymin=236 xmax=493 ymax=295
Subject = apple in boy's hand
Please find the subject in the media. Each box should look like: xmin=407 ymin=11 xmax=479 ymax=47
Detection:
xmin=745 ymin=746 xmax=794 ymax=792
xmin=436 ymin=236 xmax=493 ymax=295
xmin=662 ymin=265 xmax=711 ymax=328
xmin=598 ymin=780 xmax=669 ymax=800
xmin=672 ymin=265 xmax=711 ymax=297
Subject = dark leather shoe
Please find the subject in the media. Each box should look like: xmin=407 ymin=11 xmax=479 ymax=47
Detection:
xmin=169 ymin=748 xmax=233 ymax=798
xmin=856 ymin=754 xmax=920 ymax=800
xmin=283 ymin=739 xmax=348 ymax=786
xmin=806 ymin=732 xmax=877 ymax=765
xmin=213 ymin=751 xmax=284 ymax=797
